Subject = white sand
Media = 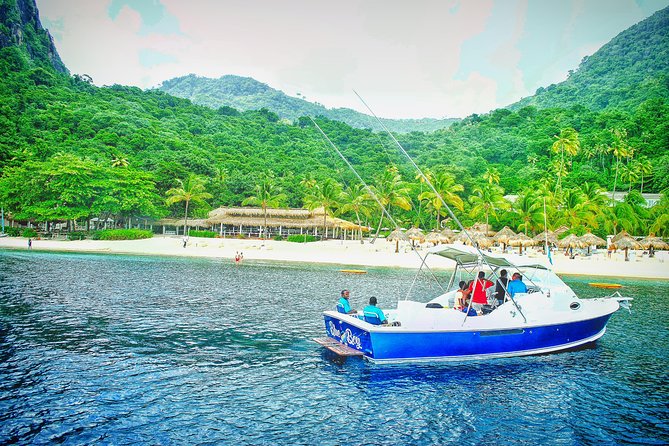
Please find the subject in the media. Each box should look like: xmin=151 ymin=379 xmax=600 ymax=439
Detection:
xmin=1 ymin=235 xmax=667 ymax=280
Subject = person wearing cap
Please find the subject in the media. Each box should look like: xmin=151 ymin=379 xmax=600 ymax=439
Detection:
xmin=337 ymin=289 xmax=357 ymax=314
xmin=507 ymin=272 xmax=528 ymax=297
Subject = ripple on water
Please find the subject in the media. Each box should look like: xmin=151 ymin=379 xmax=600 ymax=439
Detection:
xmin=0 ymin=251 xmax=668 ymax=445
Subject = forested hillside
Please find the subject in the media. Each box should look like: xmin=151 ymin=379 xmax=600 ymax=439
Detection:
xmin=511 ymin=5 xmax=669 ymax=112
xmin=0 ymin=0 xmax=667 ymax=237
xmin=159 ymin=74 xmax=458 ymax=134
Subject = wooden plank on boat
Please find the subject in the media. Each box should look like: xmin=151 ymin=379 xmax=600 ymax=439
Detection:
xmin=589 ymin=282 xmax=623 ymax=289
xmin=340 ymin=269 xmax=367 ymax=274
xmin=313 ymin=337 xmax=363 ymax=356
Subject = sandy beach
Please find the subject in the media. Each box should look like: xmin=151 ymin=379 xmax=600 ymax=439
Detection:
xmin=0 ymin=235 xmax=667 ymax=280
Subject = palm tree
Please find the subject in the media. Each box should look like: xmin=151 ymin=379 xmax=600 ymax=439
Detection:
xmin=242 ymin=176 xmax=287 ymax=239
xmin=339 ymin=183 xmax=373 ymax=243
xmin=483 ymin=167 xmax=500 ymax=185
xmin=619 ymin=163 xmax=639 ymax=193
xmin=370 ymin=166 xmax=412 ymax=239
xmin=551 ymin=128 xmax=580 ymax=191
xmin=609 ymin=129 xmax=631 ymax=203
xmin=418 ymin=170 xmax=464 ymax=228
xmin=166 ymin=175 xmax=213 ymax=236
xmin=111 ymin=154 xmax=129 ymax=168
xmin=635 ymin=156 xmax=653 ymax=194
xmin=303 ymin=178 xmax=343 ymax=239
xmin=513 ymin=190 xmax=543 ymax=235
xmin=468 ymin=183 xmax=510 ymax=230
xmin=555 ymin=188 xmax=597 ymax=230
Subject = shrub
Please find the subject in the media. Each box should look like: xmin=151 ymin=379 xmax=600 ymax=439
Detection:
xmin=91 ymin=229 xmax=153 ymax=240
xmin=287 ymin=234 xmax=319 ymax=243
xmin=273 ymin=234 xmax=284 ymax=241
xmin=237 ymin=233 xmax=246 ymax=239
xmin=189 ymin=230 xmax=218 ymax=238
xmin=22 ymin=228 xmax=38 ymax=238
xmin=67 ymin=231 xmax=86 ymax=240
xmin=4 ymin=227 xmax=21 ymax=236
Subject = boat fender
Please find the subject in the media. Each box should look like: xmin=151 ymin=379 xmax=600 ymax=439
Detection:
xmin=425 ymin=303 xmax=443 ymax=309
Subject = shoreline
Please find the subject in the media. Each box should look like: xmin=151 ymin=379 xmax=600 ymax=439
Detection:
xmin=1 ymin=235 xmax=667 ymax=280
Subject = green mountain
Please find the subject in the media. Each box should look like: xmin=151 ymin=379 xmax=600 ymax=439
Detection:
xmin=0 ymin=0 xmax=67 ymax=73
xmin=159 ymin=74 xmax=458 ymax=133
xmin=511 ymin=5 xmax=669 ymax=112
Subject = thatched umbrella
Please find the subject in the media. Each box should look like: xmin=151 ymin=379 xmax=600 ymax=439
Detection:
xmin=533 ymin=230 xmax=559 ymax=246
xmin=611 ymin=230 xmax=630 ymax=244
xmin=554 ymin=225 xmax=570 ymax=236
xmin=611 ymin=236 xmax=642 ymax=262
xmin=406 ymin=227 xmax=425 ymax=247
xmin=579 ymin=232 xmax=607 ymax=255
xmin=387 ymin=228 xmax=408 ymax=253
xmin=425 ymin=231 xmax=441 ymax=246
xmin=639 ymin=235 xmax=669 ymax=258
xmin=558 ymin=234 xmax=586 ymax=258
xmin=439 ymin=228 xmax=456 ymax=243
xmin=508 ymin=233 xmax=536 ymax=255
xmin=492 ymin=226 xmax=517 ymax=251
xmin=471 ymin=223 xmax=494 ymax=236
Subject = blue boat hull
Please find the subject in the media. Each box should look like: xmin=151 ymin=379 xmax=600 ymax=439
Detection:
xmin=323 ymin=313 xmax=614 ymax=362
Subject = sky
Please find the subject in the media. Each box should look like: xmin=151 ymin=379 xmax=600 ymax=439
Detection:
xmin=37 ymin=0 xmax=669 ymax=119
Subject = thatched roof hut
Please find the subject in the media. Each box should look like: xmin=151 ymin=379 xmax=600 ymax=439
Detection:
xmin=205 ymin=207 xmax=367 ymax=232
xmin=533 ymin=231 xmax=558 ymax=245
xmin=508 ymin=233 xmax=536 ymax=254
xmin=558 ymin=234 xmax=586 ymax=249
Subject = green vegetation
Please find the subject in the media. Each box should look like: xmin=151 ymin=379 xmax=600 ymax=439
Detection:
xmin=91 ymin=229 xmax=153 ymax=240
xmin=0 ymin=0 xmax=667 ymax=240
xmin=189 ymin=230 xmax=218 ymax=238
xmin=159 ymin=74 xmax=457 ymax=133
xmin=287 ymin=234 xmax=319 ymax=243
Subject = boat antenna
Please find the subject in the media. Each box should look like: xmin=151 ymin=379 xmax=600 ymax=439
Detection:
xmin=353 ymin=91 xmax=527 ymax=322
xmin=309 ymin=117 xmax=444 ymax=292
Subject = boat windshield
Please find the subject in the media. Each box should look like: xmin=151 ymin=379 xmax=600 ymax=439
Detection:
xmin=516 ymin=266 xmax=566 ymax=288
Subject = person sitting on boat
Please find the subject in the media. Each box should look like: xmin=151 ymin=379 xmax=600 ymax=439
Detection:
xmin=363 ymin=296 xmax=388 ymax=325
xmin=454 ymin=280 xmax=470 ymax=311
xmin=468 ymin=271 xmax=493 ymax=314
xmin=337 ymin=289 xmax=357 ymax=314
xmin=507 ymin=273 xmax=528 ymax=297
xmin=494 ymin=269 xmax=509 ymax=306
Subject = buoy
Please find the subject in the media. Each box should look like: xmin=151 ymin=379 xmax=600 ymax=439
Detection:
xmin=340 ymin=269 xmax=367 ymax=274
xmin=589 ymin=283 xmax=623 ymax=289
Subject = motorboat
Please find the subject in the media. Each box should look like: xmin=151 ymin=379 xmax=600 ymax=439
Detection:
xmin=320 ymin=244 xmax=631 ymax=363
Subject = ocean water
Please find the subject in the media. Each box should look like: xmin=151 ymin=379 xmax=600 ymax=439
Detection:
xmin=0 ymin=250 xmax=667 ymax=445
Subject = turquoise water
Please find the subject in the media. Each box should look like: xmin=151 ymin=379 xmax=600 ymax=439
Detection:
xmin=0 ymin=250 xmax=667 ymax=445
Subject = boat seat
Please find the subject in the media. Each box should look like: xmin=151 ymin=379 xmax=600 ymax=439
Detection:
xmin=363 ymin=312 xmax=382 ymax=325
xmin=336 ymin=303 xmax=347 ymax=314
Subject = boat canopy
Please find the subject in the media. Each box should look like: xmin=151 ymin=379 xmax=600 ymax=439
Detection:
xmin=428 ymin=244 xmax=549 ymax=271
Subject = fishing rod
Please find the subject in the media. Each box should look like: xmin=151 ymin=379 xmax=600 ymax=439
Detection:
xmin=354 ymin=91 xmax=527 ymax=323
xmin=309 ymin=117 xmax=445 ymax=294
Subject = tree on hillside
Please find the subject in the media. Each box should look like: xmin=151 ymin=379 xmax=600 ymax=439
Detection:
xmin=513 ymin=190 xmax=543 ymax=235
xmin=418 ymin=170 xmax=464 ymax=229
xmin=166 ymin=175 xmax=212 ymax=236
xmin=551 ymin=128 xmax=580 ymax=192
xmin=483 ymin=167 xmax=500 ymax=185
xmin=242 ymin=175 xmax=287 ymax=239
xmin=468 ymin=183 xmax=510 ymax=230
xmin=609 ymin=129 xmax=633 ymax=202
xmin=339 ymin=183 xmax=373 ymax=243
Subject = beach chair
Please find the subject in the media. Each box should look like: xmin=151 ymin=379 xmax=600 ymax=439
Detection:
xmin=363 ymin=312 xmax=382 ymax=325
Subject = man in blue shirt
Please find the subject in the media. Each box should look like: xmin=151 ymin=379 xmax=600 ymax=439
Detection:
xmin=337 ymin=289 xmax=357 ymax=314
xmin=507 ymin=273 xmax=528 ymax=297
xmin=363 ymin=296 xmax=388 ymax=325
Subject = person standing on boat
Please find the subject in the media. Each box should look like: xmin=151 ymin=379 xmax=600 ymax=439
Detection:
xmin=338 ymin=289 xmax=357 ymax=314
xmin=363 ymin=296 xmax=388 ymax=325
xmin=507 ymin=273 xmax=528 ymax=297
xmin=454 ymin=281 xmax=470 ymax=310
xmin=468 ymin=271 xmax=493 ymax=314
xmin=494 ymin=269 xmax=509 ymax=306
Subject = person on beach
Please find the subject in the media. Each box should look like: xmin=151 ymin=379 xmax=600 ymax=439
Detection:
xmin=182 ymin=236 xmax=188 ymax=248
xmin=337 ymin=289 xmax=357 ymax=314
xmin=363 ymin=296 xmax=388 ymax=325
xmin=235 ymin=252 xmax=241 ymax=264
xmin=507 ymin=273 xmax=528 ymax=297
xmin=494 ymin=269 xmax=509 ymax=306
xmin=28 ymin=238 xmax=32 ymax=249
xmin=468 ymin=271 xmax=493 ymax=314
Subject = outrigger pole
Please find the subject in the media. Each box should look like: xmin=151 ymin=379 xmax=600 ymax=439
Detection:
xmin=353 ymin=91 xmax=527 ymax=323
xmin=309 ymin=117 xmax=445 ymax=293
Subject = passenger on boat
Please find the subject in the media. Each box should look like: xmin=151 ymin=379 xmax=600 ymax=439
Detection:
xmin=454 ymin=281 xmax=470 ymax=310
xmin=363 ymin=296 xmax=388 ymax=325
xmin=494 ymin=269 xmax=509 ymax=306
xmin=507 ymin=273 xmax=528 ymax=297
xmin=468 ymin=271 xmax=493 ymax=314
xmin=337 ymin=289 xmax=357 ymax=314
